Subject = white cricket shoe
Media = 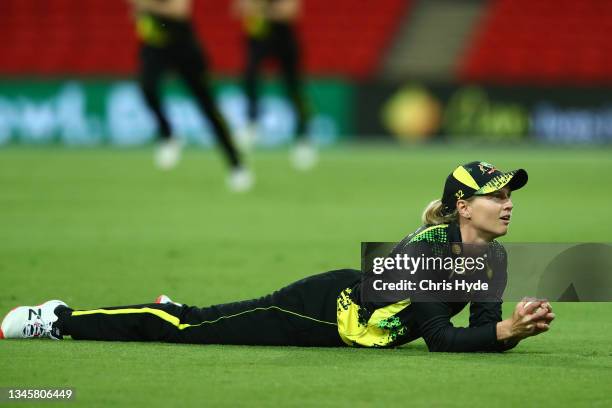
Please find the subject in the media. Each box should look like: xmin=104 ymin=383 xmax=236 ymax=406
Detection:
xmin=227 ymin=167 xmax=254 ymax=193
xmin=155 ymin=295 xmax=183 ymax=306
xmin=155 ymin=138 xmax=183 ymax=170
xmin=291 ymin=140 xmax=318 ymax=171
xmin=236 ymin=123 xmax=258 ymax=152
xmin=154 ymin=294 xmax=183 ymax=307
xmin=1 ymin=300 xmax=67 ymax=340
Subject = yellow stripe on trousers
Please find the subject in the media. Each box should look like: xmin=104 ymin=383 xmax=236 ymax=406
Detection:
xmin=71 ymin=306 xmax=337 ymax=330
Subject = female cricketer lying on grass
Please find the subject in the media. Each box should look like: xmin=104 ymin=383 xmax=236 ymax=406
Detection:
xmin=1 ymin=161 xmax=555 ymax=352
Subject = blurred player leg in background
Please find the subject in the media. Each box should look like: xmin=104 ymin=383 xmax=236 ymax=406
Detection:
xmin=139 ymin=45 xmax=182 ymax=170
xmin=133 ymin=0 xmax=253 ymax=191
xmin=174 ymin=41 xmax=253 ymax=191
xmin=242 ymin=33 xmax=265 ymax=151
xmin=236 ymin=0 xmax=316 ymax=170
xmin=276 ymin=22 xmax=316 ymax=170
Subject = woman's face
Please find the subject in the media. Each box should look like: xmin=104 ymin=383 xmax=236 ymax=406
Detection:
xmin=463 ymin=187 xmax=513 ymax=239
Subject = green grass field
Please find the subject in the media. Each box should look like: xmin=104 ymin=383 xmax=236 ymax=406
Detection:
xmin=0 ymin=145 xmax=611 ymax=407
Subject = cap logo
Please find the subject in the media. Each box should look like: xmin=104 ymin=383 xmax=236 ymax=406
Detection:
xmin=455 ymin=190 xmax=464 ymax=199
xmin=479 ymin=162 xmax=497 ymax=175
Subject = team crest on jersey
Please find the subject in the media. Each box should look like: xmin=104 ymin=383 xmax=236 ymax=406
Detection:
xmin=479 ymin=162 xmax=497 ymax=175
xmin=452 ymin=244 xmax=462 ymax=255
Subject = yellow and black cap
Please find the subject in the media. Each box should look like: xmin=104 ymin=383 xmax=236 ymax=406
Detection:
xmin=441 ymin=161 xmax=528 ymax=215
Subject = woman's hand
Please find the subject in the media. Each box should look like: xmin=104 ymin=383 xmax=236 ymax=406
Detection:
xmin=496 ymin=300 xmax=556 ymax=342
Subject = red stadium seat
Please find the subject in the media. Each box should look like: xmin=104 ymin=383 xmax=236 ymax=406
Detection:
xmin=459 ymin=0 xmax=612 ymax=84
xmin=0 ymin=0 xmax=410 ymax=78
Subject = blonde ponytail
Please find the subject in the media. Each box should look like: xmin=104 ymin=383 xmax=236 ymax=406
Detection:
xmin=421 ymin=199 xmax=457 ymax=225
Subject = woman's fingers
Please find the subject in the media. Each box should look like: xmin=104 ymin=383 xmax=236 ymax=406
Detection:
xmin=511 ymin=299 xmax=556 ymax=340
xmin=513 ymin=300 xmax=556 ymax=339
xmin=523 ymin=306 xmax=548 ymax=323
xmin=534 ymin=306 xmax=549 ymax=320
xmin=521 ymin=300 xmax=542 ymax=316
xmin=519 ymin=299 xmax=552 ymax=314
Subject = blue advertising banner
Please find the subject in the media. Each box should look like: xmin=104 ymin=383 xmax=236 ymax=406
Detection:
xmin=0 ymin=78 xmax=354 ymax=147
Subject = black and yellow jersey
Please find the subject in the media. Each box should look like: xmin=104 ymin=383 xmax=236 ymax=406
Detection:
xmin=243 ymin=13 xmax=269 ymax=38
xmin=336 ymin=222 xmax=515 ymax=352
xmin=136 ymin=13 xmax=195 ymax=47
xmin=242 ymin=0 xmax=293 ymax=39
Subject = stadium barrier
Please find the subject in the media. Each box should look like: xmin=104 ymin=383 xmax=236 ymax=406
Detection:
xmin=2 ymin=78 xmax=611 ymax=145
xmin=355 ymin=81 xmax=612 ymax=144
xmin=0 ymin=78 xmax=354 ymax=147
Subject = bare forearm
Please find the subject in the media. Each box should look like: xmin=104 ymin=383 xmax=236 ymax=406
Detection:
xmin=268 ymin=0 xmax=300 ymax=21
xmin=130 ymin=0 xmax=191 ymax=20
xmin=496 ymin=319 xmax=520 ymax=349
xmin=496 ymin=319 xmax=513 ymax=341
xmin=234 ymin=0 xmax=261 ymax=18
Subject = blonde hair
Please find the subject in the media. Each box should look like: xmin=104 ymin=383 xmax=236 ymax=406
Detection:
xmin=421 ymin=199 xmax=458 ymax=225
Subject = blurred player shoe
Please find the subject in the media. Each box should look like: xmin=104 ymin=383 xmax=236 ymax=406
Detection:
xmin=155 ymin=137 xmax=183 ymax=170
xmin=236 ymin=122 xmax=258 ymax=152
xmin=154 ymin=294 xmax=183 ymax=307
xmin=291 ymin=140 xmax=318 ymax=171
xmin=0 ymin=300 xmax=67 ymax=340
xmin=227 ymin=167 xmax=254 ymax=193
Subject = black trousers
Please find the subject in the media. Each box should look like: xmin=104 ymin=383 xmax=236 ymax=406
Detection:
xmin=139 ymin=40 xmax=241 ymax=168
xmin=244 ymin=24 xmax=310 ymax=138
xmin=58 ymin=269 xmax=361 ymax=347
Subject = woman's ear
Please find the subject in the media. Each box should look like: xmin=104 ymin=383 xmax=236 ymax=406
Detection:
xmin=456 ymin=200 xmax=471 ymax=219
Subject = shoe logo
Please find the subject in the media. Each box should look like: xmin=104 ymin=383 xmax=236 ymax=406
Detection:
xmin=28 ymin=308 xmax=42 ymax=320
xmin=23 ymin=321 xmax=45 ymax=338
